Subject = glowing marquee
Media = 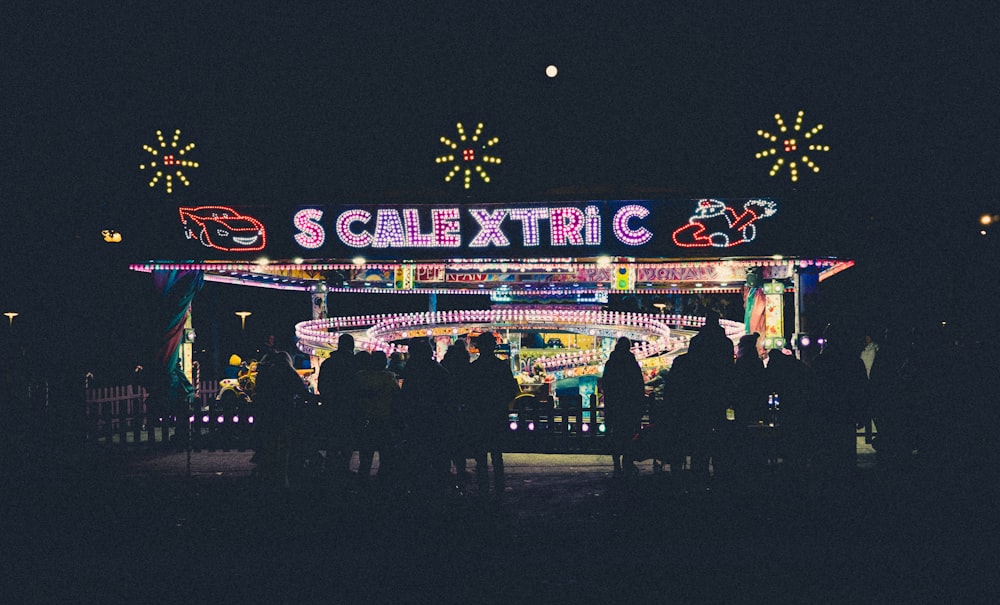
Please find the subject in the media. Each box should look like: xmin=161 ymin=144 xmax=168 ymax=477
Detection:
xmin=170 ymin=200 xmax=779 ymax=258
xmin=293 ymin=204 xmax=652 ymax=250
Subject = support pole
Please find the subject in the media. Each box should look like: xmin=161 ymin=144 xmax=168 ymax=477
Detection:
xmin=309 ymin=283 xmax=328 ymax=386
xmin=793 ymin=266 xmax=820 ymax=361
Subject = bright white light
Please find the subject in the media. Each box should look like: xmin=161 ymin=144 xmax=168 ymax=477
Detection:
xmin=545 ymin=65 xmax=558 ymax=78
xmin=352 ymin=256 xmax=366 ymax=265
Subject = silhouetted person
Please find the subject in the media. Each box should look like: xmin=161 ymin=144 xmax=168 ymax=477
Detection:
xmin=860 ymin=330 xmax=903 ymax=463
xmin=726 ymin=333 xmax=767 ymax=475
xmin=466 ymin=333 xmax=520 ymax=495
xmin=441 ymin=338 xmax=473 ymax=484
xmin=356 ymin=350 xmax=399 ymax=482
xmin=253 ymin=351 xmax=308 ymax=488
xmin=317 ymin=334 xmax=359 ymax=479
xmin=387 ymin=351 xmax=406 ymax=379
xmin=661 ymin=353 xmax=693 ymax=476
xmin=812 ymin=325 xmax=866 ymax=477
xmin=602 ymin=337 xmax=645 ymax=478
xmin=399 ymin=339 xmax=453 ymax=489
xmin=685 ymin=310 xmax=735 ymax=480
xmin=643 ymin=365 xmax=672 ymax=471
xmin=733 ymin=334 xmax=767 ymax=424
xmin=765 ymin=348 xmax=813 ymax=472
xmin=256 ymin=334 xmax=280 ymax=361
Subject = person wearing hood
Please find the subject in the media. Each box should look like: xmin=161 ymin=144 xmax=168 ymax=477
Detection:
xmin=685 ymin=310 xmax=735 ymax=480
xmin=601 ymin=337 xmax=646 ymax=478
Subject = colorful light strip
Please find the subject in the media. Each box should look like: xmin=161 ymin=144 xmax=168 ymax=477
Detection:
xmin=295 ymin=308 xmax=746 ymax=363
xmin=130 ymin=257 xmax=851 ymax=293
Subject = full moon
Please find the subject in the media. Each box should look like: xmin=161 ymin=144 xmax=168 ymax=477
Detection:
xmin=545 ymin=64 xmax=558 ymax=78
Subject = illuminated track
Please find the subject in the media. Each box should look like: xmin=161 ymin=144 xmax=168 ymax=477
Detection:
xmin=295 ymin=308 xmax=746 ymax=366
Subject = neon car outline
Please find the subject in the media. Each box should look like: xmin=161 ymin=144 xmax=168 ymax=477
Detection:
xmin=179 ymin=206 xmax=267 ymax=252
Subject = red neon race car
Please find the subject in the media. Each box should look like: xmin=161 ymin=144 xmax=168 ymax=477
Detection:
xmin=179 ymin=206 xmax=267 ymax=252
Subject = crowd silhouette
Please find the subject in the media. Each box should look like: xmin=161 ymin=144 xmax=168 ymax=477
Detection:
xmin=231 ymin=314 xmax=999 ymax=497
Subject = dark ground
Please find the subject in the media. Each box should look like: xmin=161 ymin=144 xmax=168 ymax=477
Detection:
xmin=2 ymin=446 xmax=997 ymax=605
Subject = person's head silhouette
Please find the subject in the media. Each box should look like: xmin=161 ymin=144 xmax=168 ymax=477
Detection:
xmin=475 ymin=333 xmax=497 ymax=355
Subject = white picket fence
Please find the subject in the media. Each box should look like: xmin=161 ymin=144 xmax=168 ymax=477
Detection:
xmin=85 ymin=381 xmax=221 ymax=447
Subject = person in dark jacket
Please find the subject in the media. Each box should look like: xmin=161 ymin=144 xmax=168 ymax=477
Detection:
xmin=724 ymin=333 xmax=767 ymax=476
xmin=253 ymin=351 xmax=308 ymax=488
xmin=466 ymin=333 xmax=520 ymax=495
xmin=317 ymin=333 xmax=359 ymax=479
xmin=440 ymin=338 xmax=473 ymax=483
xmin=685 ymin=311 xmax=735 ymax=480
xmin=399 ymin=338 xmax=453 ymax=489
xmin=356 ymin=350 xmax=399 ymax=482
xmin=765 ymin=348 xmax=813 ymax=471
xmin=812 ymin=325 xmax=867 ymax=477
xmin=601 ymin=337 xmax=645 ymax=478
xmin=733 ymin=333 xmax=768 ymax=424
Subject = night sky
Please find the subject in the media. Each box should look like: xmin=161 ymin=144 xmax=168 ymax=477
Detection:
xmin=2 ymin=3 xmax=998 ymax=378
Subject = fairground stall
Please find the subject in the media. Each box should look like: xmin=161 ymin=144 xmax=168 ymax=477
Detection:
xmin=120 ymin=196 xmax=853 ymax=452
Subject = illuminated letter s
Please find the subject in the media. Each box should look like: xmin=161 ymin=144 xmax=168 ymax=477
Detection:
xmin=293 ymin=208 xmax=326 ymax=249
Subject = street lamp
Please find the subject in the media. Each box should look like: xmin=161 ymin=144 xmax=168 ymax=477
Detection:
xmin=3 ymin=312 xmax=18 ymax=327
xmin=652 ymin=302 xmax=667 ymax=316
xmin=235 ymin=311 xmax=252 ymax=331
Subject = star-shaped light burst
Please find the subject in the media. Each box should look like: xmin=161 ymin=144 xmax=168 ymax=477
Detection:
xmin=435 ymin=122 xmax=501 ymax=189
xmin=755 ymin=111 xmax=829 ymax=182
xmin=139 ymin=129 xmax=199 ymax=194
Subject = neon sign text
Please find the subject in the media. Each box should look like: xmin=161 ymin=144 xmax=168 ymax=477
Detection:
xmin=613 ymin=205 xmax=653 ymax=246
xmin=314 ymin=204 xmax=644 ymax=250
